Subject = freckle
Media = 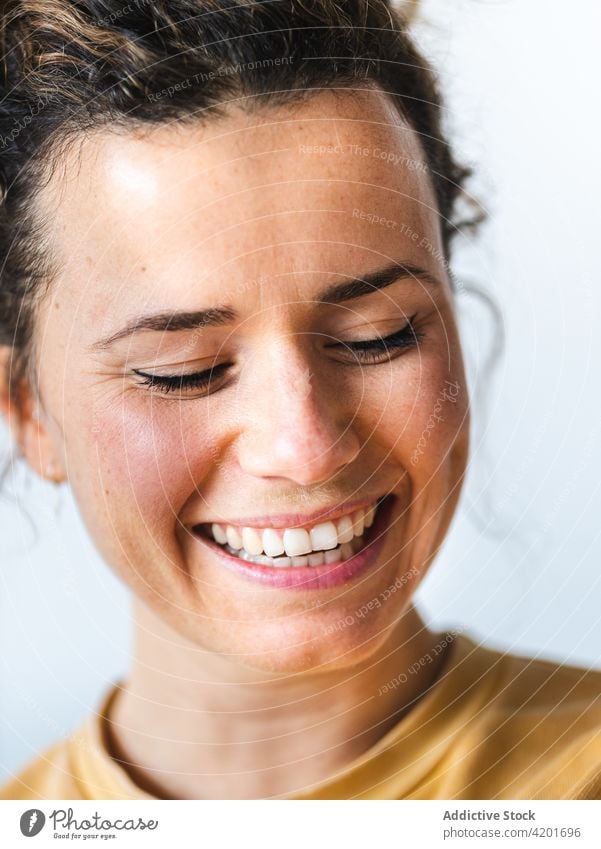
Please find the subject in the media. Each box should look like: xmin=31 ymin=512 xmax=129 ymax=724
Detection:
xmin=140 ymin=266 xmax=147 ymax=272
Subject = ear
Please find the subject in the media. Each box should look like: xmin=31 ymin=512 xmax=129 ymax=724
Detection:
xmin=0 ymin=345 xmax=65 ymax=484
xmin=0 ymin=345 xmax=19 ymax=437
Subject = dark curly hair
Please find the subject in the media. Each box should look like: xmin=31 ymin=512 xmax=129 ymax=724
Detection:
xmin=0 ymin=0 xmax=474 ymax=403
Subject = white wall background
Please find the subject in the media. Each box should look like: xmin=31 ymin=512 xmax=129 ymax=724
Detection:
xmin=2 ymin=0 xmax=601 ymax=780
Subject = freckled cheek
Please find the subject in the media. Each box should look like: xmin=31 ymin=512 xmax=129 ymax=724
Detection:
xmin=78 ymin=401 xmax=220 ymax=519
xmin=358 ymin=355 xmax=468 ymax=469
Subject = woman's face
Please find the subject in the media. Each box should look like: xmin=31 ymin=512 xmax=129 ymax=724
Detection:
xmin=28 ymin=88 xmax=469 ymax=674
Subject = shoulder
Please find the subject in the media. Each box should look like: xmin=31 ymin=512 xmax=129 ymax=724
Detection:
xmin=0 ymin=683 xmax=154 ymax=801
xmin=476 ymin=637 xmax=601 ymax=731
xmin=452 ymin=634 xmax=601 ymax=798
xmin=0 ymin=738 xmax=83 ymax=800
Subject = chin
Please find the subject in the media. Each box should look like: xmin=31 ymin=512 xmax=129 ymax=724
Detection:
xmin=212 ymin=611 xmax=402 ymax=676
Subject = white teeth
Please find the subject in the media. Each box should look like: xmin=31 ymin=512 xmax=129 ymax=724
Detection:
xmin=283 ymin=528 xmax=312 ymax=557
xmin=242 ymin=526 xmax=264 ymax=556
xmin=226 ymin=526 xmax=243 ymax=550
xmin=351 ymin=508 xmax=365 ymax=537
xmin=205 ymin=498 xmax=383 ymax=566
xmin=255 ymin=555 xmax=273 ymax=566
xmin=292 ymin=555 xmax=310 ymax=567
xmin=310 ymin=521 xmax=338 ymax=551
xmin=336 ymin=515 xmax=355 ymax=543
xmin=211 ymin=523 xmax=228 ymax=544
xmin=272 ymin=556 xmax=292 ymax=568
xmin=262 ymin=528 xmax=285 ymax=558
xmin=220 ymin=540 xmax=358 ymax=568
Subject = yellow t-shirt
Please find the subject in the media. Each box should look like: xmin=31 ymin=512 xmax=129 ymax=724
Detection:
xmin=2 ymin=632 xmax=601 ymax=800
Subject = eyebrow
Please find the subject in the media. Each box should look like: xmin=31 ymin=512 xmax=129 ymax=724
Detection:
xmin=90 ymin=261 xmax=440 ymax=351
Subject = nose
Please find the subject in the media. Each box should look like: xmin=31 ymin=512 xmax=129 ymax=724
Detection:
xmin=236 ymin=340 xmax=362 ymax=486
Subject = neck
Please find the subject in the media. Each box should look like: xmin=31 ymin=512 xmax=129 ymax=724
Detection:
xmin=106 ymin=599 xmax=450 ymax=799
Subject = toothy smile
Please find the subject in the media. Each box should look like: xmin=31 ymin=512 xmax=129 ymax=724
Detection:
xmin=196 ymin=496 xmax=386 ymax=568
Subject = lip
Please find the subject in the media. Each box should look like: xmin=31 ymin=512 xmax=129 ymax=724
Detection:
xmin=191 ymin=493 xmax=397 ymax=591
xmin=193 ymin=495 xmax=383 ymax=532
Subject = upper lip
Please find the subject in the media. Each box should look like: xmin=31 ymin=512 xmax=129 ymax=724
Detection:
xmin=192 ymin=493 xmax=391 ymax=530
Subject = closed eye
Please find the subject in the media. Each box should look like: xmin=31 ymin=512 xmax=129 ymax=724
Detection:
xmin=133 ymin=361 xmax=231 ymax=394
xmin=133 ymin=315 xmax=423 ymax=397
xmin=327 ymin=314 xmax=424 ymax=363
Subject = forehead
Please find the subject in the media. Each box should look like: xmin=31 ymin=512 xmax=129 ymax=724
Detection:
xmin=39 ymin=88 xmax=443 ymax=309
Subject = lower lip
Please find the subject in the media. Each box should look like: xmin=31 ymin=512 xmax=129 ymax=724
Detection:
xmin=191 ymin=494 xmax=396 ymax=591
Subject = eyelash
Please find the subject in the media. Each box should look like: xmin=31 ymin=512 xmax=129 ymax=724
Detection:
xmin=134 ymin=316 xmax=424 ymax=395
xmin=331 ymin=314 xmax=424 ymax=363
